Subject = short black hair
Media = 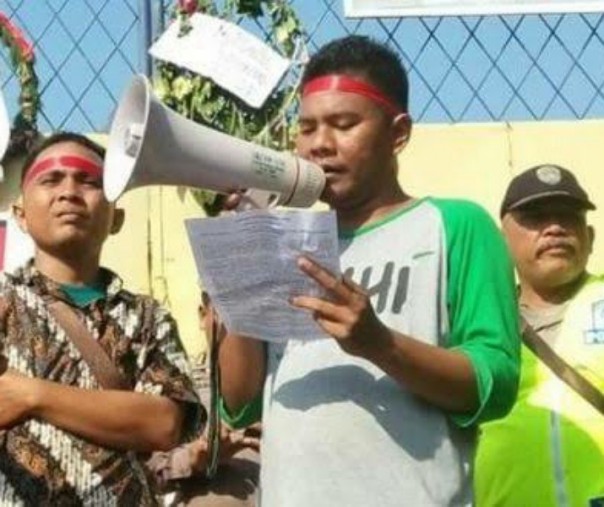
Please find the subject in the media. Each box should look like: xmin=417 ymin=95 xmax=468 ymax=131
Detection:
xmin=302 ymin=35 xmax=409 ymax=113
xmin=21 ymin=131 xmax=105 ymax=185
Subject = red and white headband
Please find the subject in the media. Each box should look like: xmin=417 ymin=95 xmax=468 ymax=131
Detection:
xmin=302 ymin=74 xmax=404 ymax=116
xmin=23 ymin=155 xmax=103 ymax=189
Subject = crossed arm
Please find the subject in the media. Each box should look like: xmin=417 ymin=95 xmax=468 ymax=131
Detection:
xmin=0 ymin=372 xmax=185 ymax=452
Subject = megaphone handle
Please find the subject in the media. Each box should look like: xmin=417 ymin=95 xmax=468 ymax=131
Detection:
xmin=235 ymin=188 xmax=279 ymax=211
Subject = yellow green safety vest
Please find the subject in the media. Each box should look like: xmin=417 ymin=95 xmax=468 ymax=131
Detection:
xmin=475 ymin=275 xmax=604 ymax=507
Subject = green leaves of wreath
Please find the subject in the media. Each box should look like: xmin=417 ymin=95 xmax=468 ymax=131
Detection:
xmin=155 ymin=0 xmax=304 ymax=215
xmin=0 ymin=13 xmax=39 ymax=159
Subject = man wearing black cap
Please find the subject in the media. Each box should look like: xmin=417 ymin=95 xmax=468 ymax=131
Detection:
xmin=475 ymin=164 xmax=604 ymax=505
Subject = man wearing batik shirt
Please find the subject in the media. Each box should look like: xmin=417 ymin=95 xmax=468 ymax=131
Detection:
xmin=0 ymin=132 xmax=202 ymax=505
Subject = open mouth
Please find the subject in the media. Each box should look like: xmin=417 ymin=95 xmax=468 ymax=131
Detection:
xmin=320 ymin=164 xmax=344 ymax=177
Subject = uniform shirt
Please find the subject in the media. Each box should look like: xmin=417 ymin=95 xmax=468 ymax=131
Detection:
xmin=0 ymin=261 xmax=202 ymax=506
xmin=475 ymin=274 xmax=604 ymax=507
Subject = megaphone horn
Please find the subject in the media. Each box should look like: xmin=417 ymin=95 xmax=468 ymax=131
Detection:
xmin=105 ymin=74 xmax=325 ymax=208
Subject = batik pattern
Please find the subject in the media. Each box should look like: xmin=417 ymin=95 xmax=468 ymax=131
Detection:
xmin=0 ymin=262 xmax=202 ymax=506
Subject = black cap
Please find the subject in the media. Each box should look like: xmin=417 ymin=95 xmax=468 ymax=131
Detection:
xmin=500 ymin=164 xmax=596 ymax=217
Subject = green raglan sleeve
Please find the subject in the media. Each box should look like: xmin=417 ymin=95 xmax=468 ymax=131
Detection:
xmin=433 ymin=198 xmax=521 ymax=427
xmin=219 ymin=393 xmax=262 ymax=429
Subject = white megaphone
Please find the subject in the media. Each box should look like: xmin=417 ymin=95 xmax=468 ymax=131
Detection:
xmin=105 ymin=74 xmax=325 ymax=207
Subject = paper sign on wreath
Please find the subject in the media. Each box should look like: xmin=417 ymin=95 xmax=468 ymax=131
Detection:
xmin=151 ymin=0 xmax=305 ymax=216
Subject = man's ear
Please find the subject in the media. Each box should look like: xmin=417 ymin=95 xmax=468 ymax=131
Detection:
xmin=392 ymin=113 xmax=412 ymax=156
xmin=110 ymin=208 xmax=125 ymax=235
xmin=588 ymin=224 xmax=595 ymax=254
xmin=11 ymin=199 xmax=28 ymax=234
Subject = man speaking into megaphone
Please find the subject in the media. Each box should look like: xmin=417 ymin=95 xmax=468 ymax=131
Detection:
xmin=104 ymin=74 xmax=326 ymax=209
xmin=207 ymin=35 xmax=521 ymax=507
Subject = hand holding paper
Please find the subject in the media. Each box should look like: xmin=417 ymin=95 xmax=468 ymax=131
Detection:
xmin=291 ymin=255 xmax=391 ymax=359
xmin=186 ymin=209 xmax=340 ymax=342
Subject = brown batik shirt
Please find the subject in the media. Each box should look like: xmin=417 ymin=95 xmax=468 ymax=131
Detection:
xmin=0 ymin=262 xmax=202 ymax=506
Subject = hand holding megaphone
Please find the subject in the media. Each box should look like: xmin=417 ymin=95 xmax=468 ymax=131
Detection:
xmin=105 ymin=75 xmax=325 ymax=208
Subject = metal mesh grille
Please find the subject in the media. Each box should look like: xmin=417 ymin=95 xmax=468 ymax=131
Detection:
xmin=296 ymin=1 xmax=604 ymax=122
xmin=0 ymin=0 xmax=603 ymax=131
xmin=0 ymin=0 xmax=140 ymax=132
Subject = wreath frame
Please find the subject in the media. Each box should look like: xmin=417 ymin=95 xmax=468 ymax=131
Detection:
xmin=155 ymin=0 xmax=305 ymax=215
xmin=0 ymin=13 xmax=39 ymax=160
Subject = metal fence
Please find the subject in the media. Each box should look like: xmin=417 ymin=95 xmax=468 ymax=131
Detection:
xmin=0 ymin=0 xmax=142 ymax=132
xmin=1 ymin=0 xmax=603 ymax=132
